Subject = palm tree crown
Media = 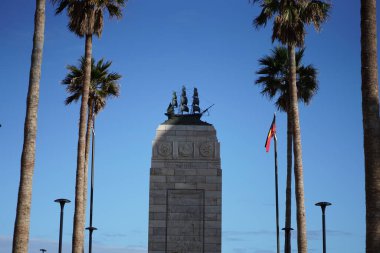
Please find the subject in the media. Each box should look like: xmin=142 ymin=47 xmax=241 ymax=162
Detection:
xmin=52 ymin=0 xmax=126 ymax=37
xmin=252 ymin=0 xmax=330 ymax=46
xmin=62 ymin=56 xmax=121 ymax=114
xmin=256 ymin=46 xmax=318 ymax=111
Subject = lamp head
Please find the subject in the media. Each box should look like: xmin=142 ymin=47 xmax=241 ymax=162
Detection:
xmin=315 ymin=202 xmax=332 ymax=207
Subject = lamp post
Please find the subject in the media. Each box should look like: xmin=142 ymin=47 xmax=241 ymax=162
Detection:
xmin=315 ymin=202 xmax=332 ymax=253
xmin=40 ymin=249 xmax=47 ymax=253
xmin=86 ymin=226 xmax=98 ymax=253
xmin=54 ymin=198 xmax=70 ymax=253
xmin=282 ymin=227 xmax=293 ymax=253
xmin=87 ymin=113 xmax=97 ymax=253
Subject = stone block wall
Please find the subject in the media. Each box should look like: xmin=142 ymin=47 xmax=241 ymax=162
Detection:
xmin=148 ymin=124 xmax=221 ymax=253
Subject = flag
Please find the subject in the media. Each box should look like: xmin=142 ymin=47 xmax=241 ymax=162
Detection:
xmin=265 ymin=114 xmax=276 ymax=152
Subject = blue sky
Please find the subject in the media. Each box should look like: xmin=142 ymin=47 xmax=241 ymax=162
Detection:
xmin=0 ymin=0 xmax=374 ymax=253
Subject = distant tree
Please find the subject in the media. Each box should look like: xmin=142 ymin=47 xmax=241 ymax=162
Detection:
xmin=252 ymin=1 xmax=330 ymax=252
xmin=360 ymin=0 xmax=380 ymax=252
xmin=256 ymin=46 xmax=318 ymax=253
xmin=12 ymin=1 xmax=46 ymax=253
xmin=52 ymin=1 xmax=126 ymax=252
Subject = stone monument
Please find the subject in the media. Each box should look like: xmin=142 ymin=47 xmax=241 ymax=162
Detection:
xmin=148 ymin=87 xmax=221 ymax=253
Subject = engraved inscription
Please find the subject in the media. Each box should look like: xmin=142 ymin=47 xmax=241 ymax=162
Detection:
xmin=163 ymin=161 xmax=218 ymax=169
xmin=166 ymin=190 xmax=204 ymax=253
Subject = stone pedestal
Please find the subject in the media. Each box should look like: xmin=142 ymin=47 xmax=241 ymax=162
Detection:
xmin=148 ymin=124 xmax=221 ymax=253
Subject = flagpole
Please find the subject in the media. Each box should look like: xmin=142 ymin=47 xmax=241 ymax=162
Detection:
xmin=265 ymin=113 xmax=280 ymax=253
xmin=274 ymin=130 xmax=280 ymax=253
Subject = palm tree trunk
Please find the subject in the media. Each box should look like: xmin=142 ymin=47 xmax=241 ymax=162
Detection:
xmin=288 ymin=45 xmax=307 ymax=253
xmin=361 ymin=1 xmax=380 ymax=252
xmin=83 ymin=100 xmax=94 ymax=222
xmin=284 ymin=112 xmax=293 ymax=253
xmin=12 ymin=1 xmax=45 ymax=253
xmin=72 ymin=34 xmax=92 ymax=253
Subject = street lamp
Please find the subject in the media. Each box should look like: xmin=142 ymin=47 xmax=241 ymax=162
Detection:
xmin=40 ymin=249 xmax=47 ymax=253
xmin=86 ymin=113 xmax=97 ymax=253
xmin=54 ymin=198 xmax=70 ymax=253
xmin=86 ymin=226 xmax=98 ymax=253
xmin=315 ymin=201 xmax=332 ymax=253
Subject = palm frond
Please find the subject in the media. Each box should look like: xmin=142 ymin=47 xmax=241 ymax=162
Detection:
xmin=273 ymin=9 xmax=306 ymax=46
xmin=104 ymin=72 xmax=122 ymax=83
xmin=253 ymin=0 xmax=280 ymax=28
xmin=93 ymin=8 xmax=104 ymax=37
xmin=52 ymin=0 xmax=71 ymax=15
xmin=65 ymin=92 xmax=82 ymax=105
xmin=301 ymin=0 xmax=331 ymax=31
xmin=61 ymin=55 xmax=122 ymax=114
xmin=53 ymin=0 xmax=126 ymax=37
xmin=275 ymin=94 xmax=288 ymax=112
xmin=255 ymin=46 xmax=318 ymax=112
xmin=106 ymin=3 xmax=123 ymax=19
xmin=297 ymin=64 xmax=318 ymax=104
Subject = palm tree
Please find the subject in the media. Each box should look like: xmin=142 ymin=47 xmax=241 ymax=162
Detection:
xmin=12 ymin=1 xmax=46 ymax=253
xmin=256 ymin=46 xmax=318 ymax=253
xmin=62 ymin=56 xmax=121 ymax=192
xmin=252 ymin=1 xmax=330 ymax=252
xmin=360 ymin=0 xmax=380 ymax=252
xmin=52 ymin=1 xmax=126 ymax=252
